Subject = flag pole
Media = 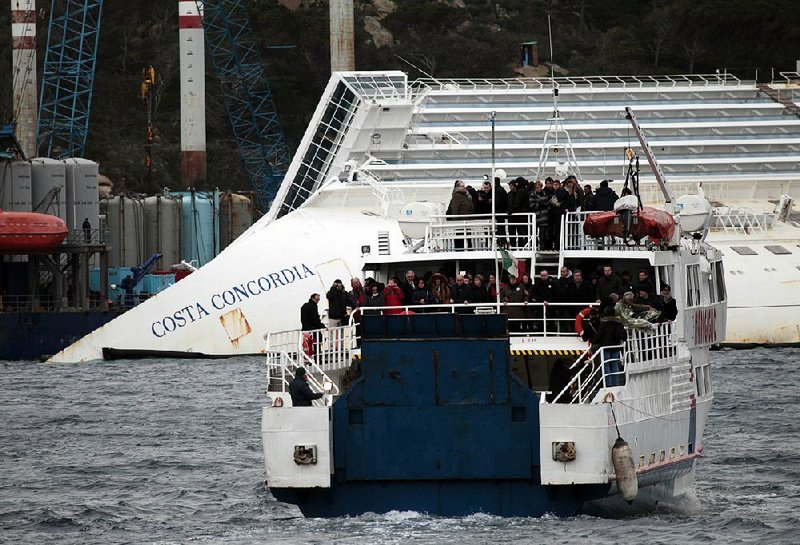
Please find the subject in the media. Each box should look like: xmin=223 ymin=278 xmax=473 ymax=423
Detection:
xmin=490 ymin=111 xmax=501 ymax=308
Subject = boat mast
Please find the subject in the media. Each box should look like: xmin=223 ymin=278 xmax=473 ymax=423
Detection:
xmin=490 ymin=110 xmax=501 ymax=307
xmin=624 ymin=107 xmax=677 ymax=214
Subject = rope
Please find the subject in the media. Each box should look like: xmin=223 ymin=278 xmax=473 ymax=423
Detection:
xmin=609 ymin=398 xmax=689 ymax=423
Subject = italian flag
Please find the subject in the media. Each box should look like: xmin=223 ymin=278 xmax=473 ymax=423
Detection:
xmin=500 ymin=248 xmax=519 ymax=277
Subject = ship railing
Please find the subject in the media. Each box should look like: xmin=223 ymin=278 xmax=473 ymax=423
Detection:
xmin=548 ymin=321 xmax=677 ymax=404
xmin=61 ymin=228 xmax=110 ymax=246
xmin=711 ymin=206 xmax=775 ymax=233
xmin=777 ymin=71 xmax=800 ymax=85
xmin=624 ymin=321 xmax=677 ymax=367
xmin=562 ymin=211 xmax=654 ymax=252
xmin=550 ymin=344 xmax=625 ymax=404
xmin=265 ymin=327 xmax=347 ymax=401
xmin=425 ymin=213 xmax=536 ymax=253
xmin=415 ymin=73 xmax=742 ymax=92
xmin=0 ymin=293 xmax=120 ymax=312
xmin=354 ymin=301 xmax=591 ymax=339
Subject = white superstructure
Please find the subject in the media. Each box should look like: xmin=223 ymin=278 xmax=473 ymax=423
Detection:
xmin=50 ymin=71 xmax=800 ymax=362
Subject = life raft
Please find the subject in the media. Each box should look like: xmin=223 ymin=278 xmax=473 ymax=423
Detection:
xmin=583 ymin=207 xmax=676 ymax=242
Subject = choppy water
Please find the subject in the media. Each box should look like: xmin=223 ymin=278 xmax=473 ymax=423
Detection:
xmin=1 ymin=348 xmax=799 ymax=544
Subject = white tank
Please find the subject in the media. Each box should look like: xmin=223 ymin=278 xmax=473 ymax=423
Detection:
xmin=30 ymin=157 xmax=67 ymax=221
xmin=398 ymin=201 xmax=442 ymax=239
xmin=0 ymin=161 xmax=32 ymax=211
xmin=676 ymin=194 xmax=712 ymax=234
xmin=104 ymin=195 xmax=146 ymax=267
xmin=219 ymin=192 xmax=254 ymax=250
xmin=144 ymin=194 xmax=183 ymax=267
xmin=63 ymin=158 xmax=99 ymax=231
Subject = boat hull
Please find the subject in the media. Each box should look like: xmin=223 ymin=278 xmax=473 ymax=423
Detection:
xmin=271 ymin=480 xmax=609 ymax=518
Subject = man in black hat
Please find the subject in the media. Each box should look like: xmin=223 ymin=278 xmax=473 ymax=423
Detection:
xmin=289 ymin=367 xmax=324 ymax=407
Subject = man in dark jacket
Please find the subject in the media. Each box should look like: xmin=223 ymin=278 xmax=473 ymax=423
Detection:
xmin=595 ymin=264 xmax=623 ymax=302
xmin=475 ymin=178 xmax=493 ymax=214
xmin=450 ymin=274 xmax=473 ymax=312
xmin=568 ymin=269 xmax=596 ymax=304
xmin=659 ymin=284 xmax=678 ymax=321
xmin=326 ymin=280 xmax=350 ymax=327
xmin=300 ymin=294 xmax=325 ymax=331
xmin=528 ymin=180 xmax=550 ymax=250
xmin=593 ymin=306 xmax=627 ymax=386
xmin=507 ymin=177 xmax=530 ymax=249
xmin=447 ymin=181 xmax=475 ymax=249
xmin=593 ymin=180 xmax=619 ymax=211
xmin=289 ymin=367 xmax=324 ymax=407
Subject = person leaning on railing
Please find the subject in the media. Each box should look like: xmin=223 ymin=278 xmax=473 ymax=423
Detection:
xmin=591 ymin=306 xmax=628 ymax=387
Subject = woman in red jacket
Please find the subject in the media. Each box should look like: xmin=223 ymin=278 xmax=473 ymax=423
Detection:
xmin=382 ymin=277 xmax=405 ymax=315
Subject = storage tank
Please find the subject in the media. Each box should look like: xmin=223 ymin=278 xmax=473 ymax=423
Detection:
xmin=63 ymin=158 xmax=100 ymax=232
xmin=219 ymin=192 xmax=254 ymax=250
xmin=104 ymin=195 xmax=146 ymax=267
xmin=171 ymin=189 xmax=219 ymax=267
xmin=144 ymin=194 xmax=183 ymax=267
xmin=30 ymin=157 xmax=67 ymax=221
xmin=0 ymin=161 xmax=32 ymax=211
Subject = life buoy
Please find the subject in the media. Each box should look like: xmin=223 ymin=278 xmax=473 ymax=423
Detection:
xmin=302 ymin=332 xmax=316 ymax=358
xmin=574 ymin=306 xmax=594 ymax=335
xmin=603 ymin=392 xmax=615 ymax=403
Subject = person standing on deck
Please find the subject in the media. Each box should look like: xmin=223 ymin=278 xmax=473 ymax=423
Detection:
xmin=446 ymin=181 xmax=475 ymax=250
xmin=382 ymin=277 xmax=405 ymax=314
xmin=300 ymin=294 xmax=325 ymax=331
xmin=592 ymin=306 xmax=627 ymax=387
xmin=326 ymin=280 xmax=350 ymax=328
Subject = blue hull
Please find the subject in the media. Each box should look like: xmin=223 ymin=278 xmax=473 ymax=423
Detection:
xmin=0 ymin=311 xmax=121 ymax=360
xmin=269 ymin=314 xmax=611 ymax=517
xmin=272 ymin=480 xmax=609 ymax=518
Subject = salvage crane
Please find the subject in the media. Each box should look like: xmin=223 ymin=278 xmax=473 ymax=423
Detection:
xmin=197 ymin=0 xmax=292 ymax=212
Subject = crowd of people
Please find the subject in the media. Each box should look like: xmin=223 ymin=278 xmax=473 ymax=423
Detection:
xmin=446 ymin=173 xmax=625 ymax=250
xmin=300 ymin=265 xmax=677 ymax=333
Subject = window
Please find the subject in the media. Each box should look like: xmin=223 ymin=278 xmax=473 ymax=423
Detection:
xmin=765 ymin=245 xmax=791 ymax=255
xmin=686 ymin=265 xmax=701 ymax=308
xmin=731 ymin=246 xmax=757 ymax=255
xmin=714 ymin=261 xmax=726 ymax=302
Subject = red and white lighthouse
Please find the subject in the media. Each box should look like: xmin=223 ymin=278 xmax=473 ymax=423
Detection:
xmin=10 ymin=0 xmax=37 ymax=159
xmin=179 ymin=0 xmax=206 ymax=187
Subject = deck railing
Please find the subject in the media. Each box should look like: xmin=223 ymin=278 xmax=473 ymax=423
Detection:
xmin=549 ymin=320 xmax=677 ymax=404
xmin=415 ymin=73 xmax=743 ymax=92
xmin=562 ymin=211 xmax=661 ymax=252
xmin=425 ymin=213 xmax=536 ymax=253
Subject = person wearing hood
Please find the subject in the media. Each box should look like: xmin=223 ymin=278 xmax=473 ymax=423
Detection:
xmin=593 ymin=180 xmax=619 ymax=211
xmin=289 ymin=367 xmax=324 ymax=407
xmin=446 ymin=180 xmax=475 ymax=249
xmin=592 ymin=306 xmax=627 ymax=387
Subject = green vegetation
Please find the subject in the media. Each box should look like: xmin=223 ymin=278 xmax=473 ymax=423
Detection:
xmin=1 ymin=0 xmax=799 ymax=194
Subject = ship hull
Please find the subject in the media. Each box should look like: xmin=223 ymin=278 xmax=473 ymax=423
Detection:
xmin=271 ymin=480 xmax=609 ymax=518
xmin=0 ymin=310 xmax=122 ymax=360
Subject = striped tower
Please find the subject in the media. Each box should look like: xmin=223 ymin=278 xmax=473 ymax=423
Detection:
xmin=179 ymin=0 xmax=206 ymax=187
xmin=10 ymin=0 xmax=37 ymax=159
xmin=329 ymin=0 xmax=354 ymax=72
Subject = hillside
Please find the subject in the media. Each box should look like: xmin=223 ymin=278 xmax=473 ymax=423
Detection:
xmin=1 ymin=0 xmax=799 ymax=198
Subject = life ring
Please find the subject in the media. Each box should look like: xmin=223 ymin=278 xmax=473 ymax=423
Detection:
xmin=603 ymin=392 xmax=615 ymax=403
xmin=574 ymin=306 xmax=594 ymax=335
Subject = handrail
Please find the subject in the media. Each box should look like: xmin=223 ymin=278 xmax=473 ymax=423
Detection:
xmin=551 ymin=344 xmax=624 ymax=404
xmin=353 ymin=301 xmax=593 ymax=338
xmin=414 ymin=73 xmax=744 ymax=92
xmin=424 ymin=212 xmax=537 ymax=253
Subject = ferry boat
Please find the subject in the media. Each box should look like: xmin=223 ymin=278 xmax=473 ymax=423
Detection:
xmin=259 ymin=108 xmax=725 ymax=516
xmin=48 ymin=71 xmax=799 ymax=363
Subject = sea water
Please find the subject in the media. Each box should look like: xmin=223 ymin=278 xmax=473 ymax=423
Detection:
xmin=1 ymin=348 xmax=798 ymax=544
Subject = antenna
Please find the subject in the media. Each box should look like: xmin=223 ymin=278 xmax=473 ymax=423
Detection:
xmin=394 ymin=54 xmax=435 ymax=80
xmin=534 ymin=15 xmax=581 ymax=182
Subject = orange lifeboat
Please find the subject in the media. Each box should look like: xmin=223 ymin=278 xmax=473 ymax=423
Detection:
xmin=583 ymin=207 xmax=676 ymax=242
xmin=0 ymin=210 xmax=69 ymax=253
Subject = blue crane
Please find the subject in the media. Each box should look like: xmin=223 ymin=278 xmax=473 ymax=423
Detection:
xmin=198 ymin=0 xmax=292 ymax=212
xmin=37 ymin=0 xmax=104 ymax=159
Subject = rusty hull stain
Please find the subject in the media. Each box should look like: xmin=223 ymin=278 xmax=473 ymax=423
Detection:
xmin=219 ymin=307 xmax=252 ymax=346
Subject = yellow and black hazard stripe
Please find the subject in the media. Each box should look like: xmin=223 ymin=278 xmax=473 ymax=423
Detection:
xmin=353 ymin=349 xmax=582 ymax=360
xmin=510 ymin=349 xmax=583 ymax=356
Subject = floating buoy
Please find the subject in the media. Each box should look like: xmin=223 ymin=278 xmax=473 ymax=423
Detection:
xmin=612 ymin=436 xmax=638 ymax=503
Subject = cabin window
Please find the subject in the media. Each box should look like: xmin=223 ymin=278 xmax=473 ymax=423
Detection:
xmin=765 ymin=245 xmax=791 ymax=255
xmin=695 ymin=366 xmax=704 ymax=396
xmin=703 ymin=364 xmax=713 ymax=395
xmin=686 ymin=265 xmax=701 ymax=308
xmin=731 ymin=246 xmax=757 ymax=256
xmin=707 ymin=268 xmax=717 ymax=304
xmin=714 ymin=261 xmax=726 ymax=302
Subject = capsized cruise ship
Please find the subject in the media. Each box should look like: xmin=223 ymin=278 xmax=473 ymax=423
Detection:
xmin=50 ymin=71 xmax=800 ymax=362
